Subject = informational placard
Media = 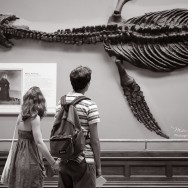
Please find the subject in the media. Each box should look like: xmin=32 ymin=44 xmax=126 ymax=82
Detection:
xmin=0 ymin=63 xmax=57 ymax=114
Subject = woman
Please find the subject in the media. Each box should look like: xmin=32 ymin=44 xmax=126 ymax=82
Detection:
xmin=8 ymin=86 xmax=59 ymax=188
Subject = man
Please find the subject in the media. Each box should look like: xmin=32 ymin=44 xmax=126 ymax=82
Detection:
xmin=56 ymin=65 xmax=102 ymax=188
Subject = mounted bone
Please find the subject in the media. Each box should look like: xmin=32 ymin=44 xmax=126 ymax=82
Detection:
xmin=3 ymin=0 xmax=188 ymax=138
xmin=108 ymin=0 xmax=132 ymax=25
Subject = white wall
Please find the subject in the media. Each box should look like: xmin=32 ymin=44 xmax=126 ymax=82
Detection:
xmin=0 ymin=0 xmax=188 ymax=150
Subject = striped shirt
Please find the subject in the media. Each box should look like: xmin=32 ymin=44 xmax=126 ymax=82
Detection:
xmin=55 ymin=91 xmax=100 ymax=163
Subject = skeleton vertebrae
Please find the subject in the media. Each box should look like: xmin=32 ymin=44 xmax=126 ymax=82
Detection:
xmin=1 ymin=6 xmax=188 ymax=139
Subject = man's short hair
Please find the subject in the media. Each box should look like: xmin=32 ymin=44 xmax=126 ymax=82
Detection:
xmin=70 ymin=66 xmax=92 ymax=92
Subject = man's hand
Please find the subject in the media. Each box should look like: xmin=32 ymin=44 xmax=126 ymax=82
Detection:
xmin=96 ymin=168 xmax=102 ymax=177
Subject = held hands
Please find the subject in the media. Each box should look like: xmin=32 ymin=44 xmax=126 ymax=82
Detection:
xmin=51 ymin=159 xmax=60 ymax=172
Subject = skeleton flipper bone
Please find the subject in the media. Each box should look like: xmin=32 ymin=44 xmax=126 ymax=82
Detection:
xmin=115 ymin=59 xmax=169 ymax=139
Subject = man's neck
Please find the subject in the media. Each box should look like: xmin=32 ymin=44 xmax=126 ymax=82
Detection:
xmin=72 ymin=90 xmax=85 ymax=95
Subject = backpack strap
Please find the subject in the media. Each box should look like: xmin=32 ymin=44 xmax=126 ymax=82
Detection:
xmin=60 ymin=95 xmax=90 ymax=111
xmin=71 ymin=96 xmax=90 ymax=106
xmin=60 ymin=95 xmax=68 ymax=110
xmin=60 ymin=95 xmax=66 ymax=106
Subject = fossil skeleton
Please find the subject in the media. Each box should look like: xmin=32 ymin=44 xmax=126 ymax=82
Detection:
xmin=1 ymin=0 xmax=188 ymax=138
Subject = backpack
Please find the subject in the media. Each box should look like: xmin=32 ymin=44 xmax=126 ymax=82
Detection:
xmin=50 ymin=95 xmax=90 ymax=160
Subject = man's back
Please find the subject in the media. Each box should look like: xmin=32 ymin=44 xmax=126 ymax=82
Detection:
xmin=56 ymin=91 xmax=100 ymax=163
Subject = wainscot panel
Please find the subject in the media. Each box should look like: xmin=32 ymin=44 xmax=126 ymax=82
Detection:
xmin=0 ymin=151 xmax=188 ymax=188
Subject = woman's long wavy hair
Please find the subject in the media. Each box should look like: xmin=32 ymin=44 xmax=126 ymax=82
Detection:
xmin=21 ymin=86 xmax=47 ymax=121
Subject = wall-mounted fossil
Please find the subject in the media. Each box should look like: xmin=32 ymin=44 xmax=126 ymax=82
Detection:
xmin=1 ymin=0 xmax=187 ymax=138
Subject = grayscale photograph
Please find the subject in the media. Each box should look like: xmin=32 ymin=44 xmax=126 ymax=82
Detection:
xmin=0 ymin=0 xmax=188 ymax=187
xmin=0 ymin=70 xmax=21 ymax=105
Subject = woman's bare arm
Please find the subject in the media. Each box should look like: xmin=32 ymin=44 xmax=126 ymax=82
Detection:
xmin=31 ymin=115 xmax=59 ymax=170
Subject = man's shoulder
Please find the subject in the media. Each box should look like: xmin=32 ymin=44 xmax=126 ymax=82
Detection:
xmin=79 ymin=98 xmax=97 ymax=107
xmin=66 ymin=92 xmax=97 ymax=106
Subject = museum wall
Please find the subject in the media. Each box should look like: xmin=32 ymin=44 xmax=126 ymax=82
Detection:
xmin=0 ymin=0 xmax=188 ymax=151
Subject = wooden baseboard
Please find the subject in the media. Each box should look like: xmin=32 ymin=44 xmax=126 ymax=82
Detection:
xmin=1 ymin=150 xmax=188 ymax=187
xmin=1 ymin=181 xmax=188 ymax=188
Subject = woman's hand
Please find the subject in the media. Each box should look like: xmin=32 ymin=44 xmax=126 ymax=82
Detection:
xmin=51 ymin=159 xmax=60 ymax=172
